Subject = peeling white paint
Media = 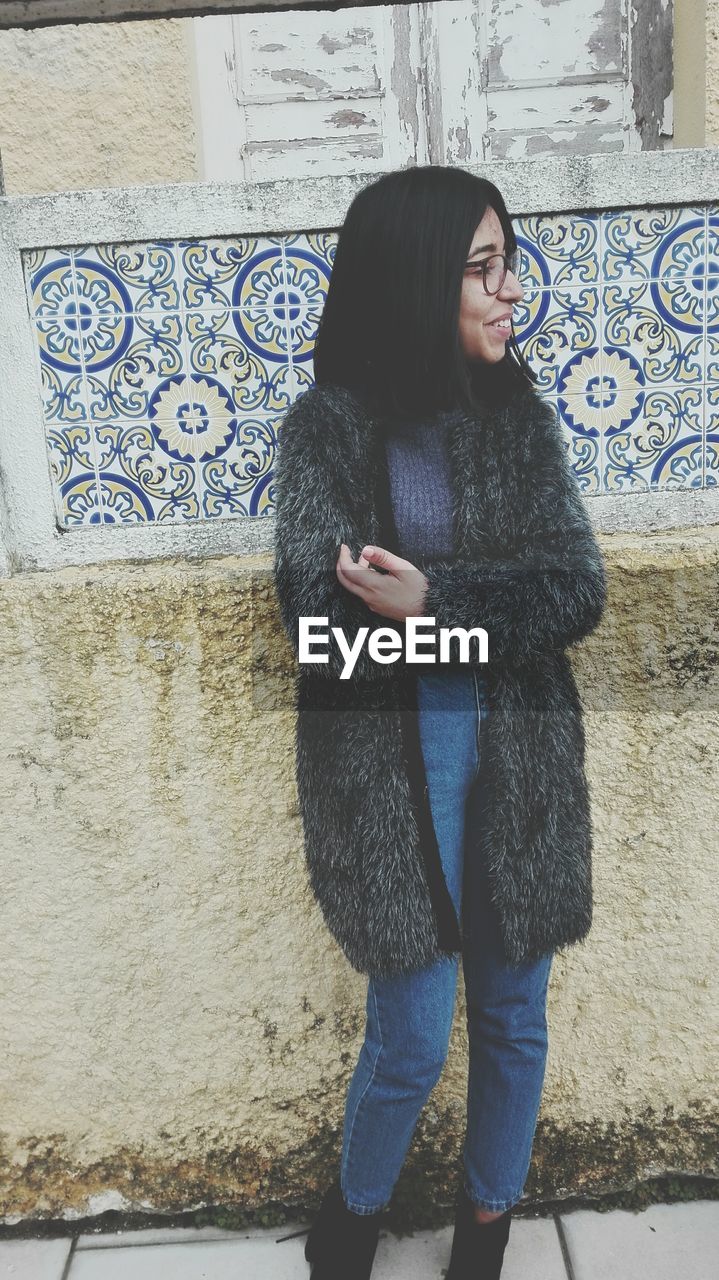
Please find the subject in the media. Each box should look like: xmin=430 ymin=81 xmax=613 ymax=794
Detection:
xmin=193 ymin=8 xmax=411 ymax=180
xmin=192 ymin=0 xmax=652 ymax=180
xmin=661 ymin=88 xmax=674 ymax=136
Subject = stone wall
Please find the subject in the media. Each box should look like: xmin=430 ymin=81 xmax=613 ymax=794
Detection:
xmin=0 ymin=531 xmax=716 ymax=1221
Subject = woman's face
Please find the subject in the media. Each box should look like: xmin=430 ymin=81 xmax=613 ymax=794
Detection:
xmin=458 ymin=205 xmax=524 ymax=365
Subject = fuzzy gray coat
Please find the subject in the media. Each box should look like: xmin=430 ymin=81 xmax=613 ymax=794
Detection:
xmin=272 ymin=378 xmax=606 ymax=979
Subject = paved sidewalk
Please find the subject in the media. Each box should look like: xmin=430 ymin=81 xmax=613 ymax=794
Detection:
xmin=1 ymin=1200 xmax=717 ymax=1280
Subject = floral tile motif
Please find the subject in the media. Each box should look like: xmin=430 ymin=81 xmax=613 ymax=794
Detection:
xmin=603 ymin=385 xmax=704 ymax=491
xmin=287 ymin=305 xmax=322 ymax=366
xmin=704 ymin=220 xmax=719 ymax=382
xmin=514 ymin=287 xmax=600 ymax=394
xmin=184 ymin=306 xmax=295 ymax=415
xmin=46 ymin=424 xmax=104 ymax=526
xmin=179 ymin=236 xmax=286 ymax=311
xmin=85 ymin=413 xmax=280 ymax=524
xmin=22 ymin=207 xmax=718 ymax=527
xmin=601 ymin=207 xmax=707 ymax=282
xmin=551 ymin=394 xmax=602 ymax=494
xmin=92 ymin=420 xmax=199 ymax=523
xmin=34 ymin=326 xmax=89 ymax=424
xmin=26 ymin=248 xmax=78 ymax=317
xmin=201 ymin=416 xmax=278 ymax=518
xmin=513 ymin=214 xmax=601 ymax=290
xmin=84 ymin=311 xmax=189 ymax=423
xmin=283 ymin=234 xmax=335 ymax=311
xmin=602 ymin=280 xmax=705 ymax=387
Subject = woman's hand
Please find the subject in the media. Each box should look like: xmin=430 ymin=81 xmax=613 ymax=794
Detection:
xmin=335 ymin=543 xmax=428 ymax=623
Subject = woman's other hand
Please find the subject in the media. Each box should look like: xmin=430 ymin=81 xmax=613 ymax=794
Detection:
xmin=335 ymin=543 xmax=428 ymax=623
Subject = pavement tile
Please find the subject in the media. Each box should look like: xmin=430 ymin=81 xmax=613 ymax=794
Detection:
xmin=560 ymin=1200 xmax=719 ymax=1280
xmin=0 ymin=1238 xmax=73 ymax=1280
xmin=68 ymin=1236 xmax=308 ymax=1278
xmin=490 ymin=1216 xmax=567 ymax=1280
xmin=75 ymin=1220 xmax=310 ymax=1248
xmin=376 ymin=1216 xmax=567 ymax=1278
xmin=67 ymin=1215 xmax=568 ymax=1278
xmin=373 ymin=1224 xmax=453 ymax=1278
xmin=14 ymin=1201 xmax=710 ymax=1280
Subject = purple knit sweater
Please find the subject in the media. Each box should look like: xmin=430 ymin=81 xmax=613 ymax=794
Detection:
xmin=384 ymin=410 xmax=461 ymax=561
xmin=385 ymin=411 xmax=487 ymax=685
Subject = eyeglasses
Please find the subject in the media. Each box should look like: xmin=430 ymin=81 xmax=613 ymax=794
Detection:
xmin=463 ymin=251 xmax=520 ymax=296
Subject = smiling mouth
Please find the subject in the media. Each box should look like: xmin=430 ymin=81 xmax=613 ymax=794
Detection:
xmin=487 ymin=319 xmax=512 ymax=339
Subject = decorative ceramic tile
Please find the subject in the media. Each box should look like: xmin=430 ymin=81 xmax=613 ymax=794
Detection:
xmin=283 ymin=233 xmax=335 ymax=307
xmin=86 ymin=412 xmax=280 ymax=524
xmin=92 ymin=419 xmax=200 ymax=523
xmin=287 ymin=304 xmax=322 ymax=367
xmin=48 ymin=427 xmax=104 ymax=526
xmin=200 ymin=415 xmax=279 ymax=518
xmin=34 ymin=320 xmax=89 ymax=424
xmin=514 ymin=287 xmax=601 ymax=395
xmin=291 ymin=361 xmax=318 ymax=397
xmin=601 ymin=207 xmax=706 ymax=282
xmin=178 ymin=236 xmax=286 ymax=311
xmin=83 ymin=311 xmax=189 ymax=422
xmin=25 ymin=247 xmax=77 ymax=316
xmin=703 ymin=383 xmax=719 ymax=488
xmin=22 ymin=204 xmax=718 ymax=527
xmin=514 ymin=207 xmax=714 ymax=493
xmin=514 ymin=214 xmax=601 ymax=289
xmin=602 ymin=281 xmax=704 ymax=387
xmin=551 ymin=394 xmax=602 ymax=494
xmin=184 ymin=307 xmax=294 ymax=415
xmin=64 ymin=477 xmax=108 ymax=525
xmin=603 ymin=384 xmax=704 ymax=491
xmin=704 ymin=216 xmax=719 ymax=383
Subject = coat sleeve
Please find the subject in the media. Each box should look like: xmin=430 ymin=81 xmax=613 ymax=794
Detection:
xmin=419 ymin=399 xmax=607 ymax=664
xmin=272 ymin=386 xmax=401 ymax=681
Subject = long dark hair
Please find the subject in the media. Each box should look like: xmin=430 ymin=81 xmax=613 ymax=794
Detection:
xmin=312 ymin=165 xmax=537 ymax=422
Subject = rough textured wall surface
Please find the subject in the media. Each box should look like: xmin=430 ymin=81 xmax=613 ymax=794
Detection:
xmin=708 ymin=1 xmax=719 ymax=143
xmin=0 ymin=19 xmax=196 ymax=194
xmin=0 ymin=533 xmax=717 ymax=1224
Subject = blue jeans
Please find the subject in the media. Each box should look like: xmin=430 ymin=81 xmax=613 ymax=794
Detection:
xmin=339 ymin=668 xmax=554 ymax=1214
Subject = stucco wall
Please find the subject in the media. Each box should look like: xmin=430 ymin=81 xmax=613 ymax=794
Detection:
xmin=0 ymin=530 xmax=716 ymax=1223
xmin=708 ymin=1 xmax=719 ymax=142
xmin=0 ymin=19 xmax=196 ymax=195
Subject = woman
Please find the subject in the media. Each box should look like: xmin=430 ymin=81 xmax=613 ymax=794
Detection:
xmin=273 ymin=165 xmax=606 ymax=1280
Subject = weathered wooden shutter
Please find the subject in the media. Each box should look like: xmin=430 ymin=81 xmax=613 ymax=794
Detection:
xmin=191 ymin=0 xmax=672 ymax=180
xmin=192 ymin=6 xmax=428 ymax=179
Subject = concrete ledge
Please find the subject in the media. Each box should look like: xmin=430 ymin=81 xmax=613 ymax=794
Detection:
xmin=1 ymin=150 xmax=717 ymax=245
xmin=0 ymin=0 xmax=397 ymax=31
xmin=3 ymin=492 xmax=719 ymax=580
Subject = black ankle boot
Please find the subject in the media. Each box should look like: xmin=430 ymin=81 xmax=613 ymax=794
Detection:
xmin=304 ymin=1176 xmax=383 ymax=1279
xmin=445 ymin=1185 xmax=513 ymax=1280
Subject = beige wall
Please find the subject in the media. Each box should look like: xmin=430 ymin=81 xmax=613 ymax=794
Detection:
xmin=0 ymin=531 xmax=717 ymax=1221
xmin=0 ymin=19 xmax=196 ymax=195
xmin=708 ymin=1 xmax=719 ymax=142
xmin=674 ymin=0 xmax=706 ymax=146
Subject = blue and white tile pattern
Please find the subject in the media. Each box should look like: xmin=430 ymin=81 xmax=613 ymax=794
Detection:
xmin=23 ymin=208 xmax=717 ymax=525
